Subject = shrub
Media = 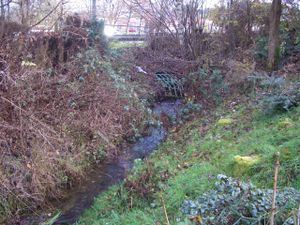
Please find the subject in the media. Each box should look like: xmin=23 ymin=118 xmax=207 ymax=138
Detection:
xmin=88 ymin=19 xmax=107 ymax=52
xmin=260 ymin=76 xmax=286 ymax=90
xmin=255 ymin=36 xmax=268 ymax=61
xmin=179 ymin=101 xmax=203 ymax=122
xmin=187 ymin=68 xmax=228 ymax=104
xmin=260 ymin=78 xmax=299 ymax=113
xmin=262 ymin=94 xmax=297 ymax=113
xmin=243 ymin=74 xmax=299 ymax=113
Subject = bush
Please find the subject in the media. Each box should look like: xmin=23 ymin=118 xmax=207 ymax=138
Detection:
xmin=243 ymin=74 xmax=299 ymax=113
xmin=260 ymin=76 xmax=286 ymax=90
xmin=262 ymin=94 xmax=297 ymax=112
xmin=255 ymin=36 xmax=268 ymax=61
xmin=88 ymin=19 xmax=107 ymax=52
xmin=181 ymin=174 xmax=300 ymax=225
xmin=260 ymin=78 xmax=299 ymax=113
xmin=187 ymin=68 xmax=228 ymax=104
xmin=178 ymin=101 xmax=203 ymax=122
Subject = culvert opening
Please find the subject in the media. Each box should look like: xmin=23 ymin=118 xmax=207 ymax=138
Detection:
xmin=155 ymin=72 xmax=185 ymax=99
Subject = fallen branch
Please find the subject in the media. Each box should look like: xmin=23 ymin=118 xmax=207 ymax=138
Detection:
xmin=270 ymin=152 xmax=280 ymax=225
xmin=160 ymin=192 xmax=170 ymax=225
xmin=298 ymin=205 xmax=300 ymax=225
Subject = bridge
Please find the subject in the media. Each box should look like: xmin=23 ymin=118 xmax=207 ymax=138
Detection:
xmin=105 ymin=24 xmax=146 ymax=41
xmin=109 ymin=34 xmax=146 ymax=41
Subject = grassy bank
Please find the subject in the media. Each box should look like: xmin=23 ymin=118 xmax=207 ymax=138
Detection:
xmin=78 ymin=94 xmax=300 ymax=224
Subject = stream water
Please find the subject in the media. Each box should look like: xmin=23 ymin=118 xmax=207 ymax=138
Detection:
xmin=40 ymin=99 xmax=182 ymax=225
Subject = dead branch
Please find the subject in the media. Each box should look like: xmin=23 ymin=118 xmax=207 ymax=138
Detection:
xmin=160 ymin=192 xmax=170 ymax=225
xmin=270 ymin=152 xmax=280 ymax=225
xmin=29 ymin=0 xmax=63 ymax=29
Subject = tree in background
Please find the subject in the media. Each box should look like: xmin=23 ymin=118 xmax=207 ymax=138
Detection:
xmin=0 ymin=0 xmax=65 ymax=27
xmin=98 ymin=0 xmax=127 ymax=25
xmin=267 ymin=0 xmax=282 ymax=70
xmin=0 ymin=0 xmax=12 ymax=20
xmin=91 ymin=0 xmax=96 ymax=19
xmin=124 ymin=0 xmax=210 ymax=59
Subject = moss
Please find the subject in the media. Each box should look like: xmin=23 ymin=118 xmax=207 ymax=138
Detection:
xmin=233 ymin=155 xmax=261 ymax=176
xmin=217 ymin=118 xmax=233 ymax=126
xmin=278 ymin=118 xmax=294 ymax=129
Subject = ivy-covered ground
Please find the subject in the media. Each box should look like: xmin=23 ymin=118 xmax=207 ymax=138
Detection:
xmin=77 ymin=89 xmax=300 ymax=224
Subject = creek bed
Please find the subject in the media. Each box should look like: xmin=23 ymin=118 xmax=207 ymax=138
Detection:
xmin=24 ymin=100 xmax=182 ymax=225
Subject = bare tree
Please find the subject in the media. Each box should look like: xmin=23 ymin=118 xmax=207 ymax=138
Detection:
xmin=1 ymin=0 xmax=6 ymax=20
xmin=0 ymin=0 xmax=13 ymax=20
xmin=98 ymin=0 xmax=127 ymax=25
xmin=124 ymin=0 xmax=209 ymax=58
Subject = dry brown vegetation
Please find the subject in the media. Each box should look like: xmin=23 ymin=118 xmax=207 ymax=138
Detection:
xmin=0 ymin=27 xmax=148 ymax=223
xmin=0 ymin=0 xmax=299 ymax=223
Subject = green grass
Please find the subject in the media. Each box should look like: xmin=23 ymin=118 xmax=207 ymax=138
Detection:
xmin=109 ymin=41 xmax=145 ymax=50
xmin=77 ymin=101 xmax=300 ymax=225
xmin=108 ymin=40 xmax=145 ymax=60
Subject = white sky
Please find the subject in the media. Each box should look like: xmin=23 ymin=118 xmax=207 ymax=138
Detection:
xmin=65 ymin=0 xmax=90 ymax=12
xmin=66 ymin=0 xmax=223 ymax=13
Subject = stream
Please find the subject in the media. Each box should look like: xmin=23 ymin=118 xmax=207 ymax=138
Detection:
xmin=41 ymin=99 xmax=182 ymax=225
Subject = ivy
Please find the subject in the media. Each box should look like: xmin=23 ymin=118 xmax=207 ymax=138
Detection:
xmin=181 ymin=175 xmax=300 ymax=225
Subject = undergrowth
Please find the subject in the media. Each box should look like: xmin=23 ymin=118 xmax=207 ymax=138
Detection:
xmin=78 ymin=92 xmax=300 ymax=224
xmin=0 ymin=44 xmax=152 ymax=223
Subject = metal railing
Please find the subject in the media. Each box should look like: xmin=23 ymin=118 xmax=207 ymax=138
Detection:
xmin=106 ymin=24 xmax=146 ymax=35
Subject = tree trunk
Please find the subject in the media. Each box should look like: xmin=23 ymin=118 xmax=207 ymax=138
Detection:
xmin=267 ymin=0 xmax=282 ymax=71
xmin=91 ymin=0 xmax=96 ymax=20
xmin=20 ymin=0 xmax=25 ymax=25
xmin=1 ymin=0 xmax=5 ymax=20
xmin=126 ymin=9 xmax=132 ymax=34
xmin=246 ymin=0 xmax=252 ymax=46
xmin=7 ymin=0 xmax=10 ymax=20
xmin=227 ymin=0 xmax=236 ymax=50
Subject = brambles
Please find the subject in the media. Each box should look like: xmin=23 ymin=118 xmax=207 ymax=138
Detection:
xmin=187 ymin=68 xmax=228 ymax=104
xmin=0 ymin=39 xmax=148 ymax=222
xmin=125 ymin=161 xmax=163 ymax=200
xmin=178 ymin=101 xmax=203 ymax=122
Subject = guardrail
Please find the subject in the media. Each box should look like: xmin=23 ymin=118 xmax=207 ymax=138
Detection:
xmin=109 ymin=34 xmax=146 ymax=41
xmin=106 ymin=24 xmax=146 ymax=35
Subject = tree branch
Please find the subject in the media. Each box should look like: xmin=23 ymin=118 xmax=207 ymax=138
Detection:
xmin=29 ymin=0 xmax=63 ymax=29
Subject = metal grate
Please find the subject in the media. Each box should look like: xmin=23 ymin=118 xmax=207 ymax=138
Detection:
xmin=155 ymin=73 xmax=184 ymax=98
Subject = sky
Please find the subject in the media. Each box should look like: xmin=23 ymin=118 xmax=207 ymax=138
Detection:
xmin=66 ymin=0 xmax=223 ymax=13
xmin=65 ymin=0 xmax=90 ymax=12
